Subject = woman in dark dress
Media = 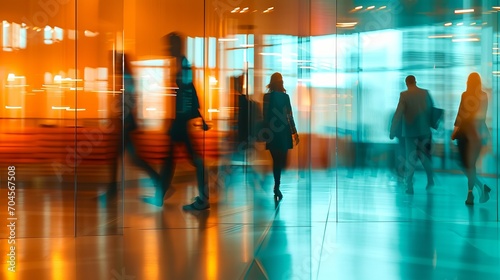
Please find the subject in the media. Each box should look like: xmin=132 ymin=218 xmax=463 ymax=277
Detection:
xmin=263 ymin=72 xmax=299 ymax=200
xmin=451 ymin=72 xmax=491 ymax=205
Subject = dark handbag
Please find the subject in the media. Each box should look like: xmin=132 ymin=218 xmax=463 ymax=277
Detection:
xmin=430 ymin=107 xmax=444 ymax=130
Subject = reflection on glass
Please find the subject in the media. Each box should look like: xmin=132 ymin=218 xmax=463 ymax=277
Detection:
xmin=0 ymin=0 xmax=497 ymax=278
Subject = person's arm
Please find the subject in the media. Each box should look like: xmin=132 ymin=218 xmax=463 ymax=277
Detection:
xmin=180 ymin=56 xmax=209 ymax=130
xmin=287 ymin=95 xmax=299 ymax=145
xmin=427 ymin=90 xmax=443 ymax=130
xmin=191 ymin=84 xmax=209 ymax=131
xmin=123 ymin=73 xmax=136 ymax=117
xmin=428 ymin=90 xmax=435 ymax=108
xmin=451 ymin=126 xmax=460 ymax=140
xmin=451 ymin=95 xmax=464 ymax=140
xmin=479 ymin=92 xmax=488 ymax=121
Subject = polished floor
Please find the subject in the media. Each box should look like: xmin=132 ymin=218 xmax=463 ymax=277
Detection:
xmin=0 ymin=163 xmax=499 ymax=280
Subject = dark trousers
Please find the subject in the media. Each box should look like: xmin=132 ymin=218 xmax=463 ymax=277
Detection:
xmin=270 ymin=149 xmax=288 ymax=188
xmin=159 ymin=133 xmax=208 ymax=201
xmin=395 ymin=136 xmax=406 ymax=180
xmin=404 ymin=134 xmax=434 ymax=187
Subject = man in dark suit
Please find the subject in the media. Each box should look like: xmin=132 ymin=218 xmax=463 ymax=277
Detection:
xmin=390 ymin=75 xmax=435 ymax=194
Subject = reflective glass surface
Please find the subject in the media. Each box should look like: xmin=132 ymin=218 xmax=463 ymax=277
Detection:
xmin=0 ymin=0 xmax=499 ymax=279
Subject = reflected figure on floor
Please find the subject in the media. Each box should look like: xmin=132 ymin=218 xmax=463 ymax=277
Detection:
xmin=451 ymin=72 xmax=491 ymax=205
xmin=263 ymin=72 xmax=299 ymax=201
xmin=103 ymin=52 xmax=160 ymax=200
xmin=390 ymin=75 xmax=434 ymax=194
xmin=142 ymin=32 xmax=210 ymax=210
xmin=254 ymin=219 xmax=292 ymax=279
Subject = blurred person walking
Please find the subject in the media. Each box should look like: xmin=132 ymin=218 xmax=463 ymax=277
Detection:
xmin=390 ymin=75 xmax=435 ymax=194
xmin=451 ymin=72 xmax=491 ymax=205
xmin=262 ymin=72 xmax=299 ymax=201
xmin=103 ymin=52 xmax=160 ymax=200
xmin=142 ymin=32 xmax=210 ymax=210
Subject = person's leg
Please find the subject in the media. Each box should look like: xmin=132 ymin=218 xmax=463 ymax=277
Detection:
xmin=404 ymin=137 xmax=418 ymax=194
xmin=465 ymin=150 xmax=476 ymax=205
xmin=125 ymin=134 xmax=160 ymax=186
xmin=278 ymin=149 xmax=288 ymax=179
xmin=474 ymin=171 xmax=491 ymax=203
xmin=395 ymin=136 xmax=406 ymax=183
xmin=457 ymin=137 xmax=475 ymax=204
xmin=469 ymin=141 xmax=490 ymax=203
xmin=270 ymin=149 xmax=287 ymax=199
xmin=158 ymin=142 xmax=176 ymax=197
xmin=108 ymin=154 xmax=120 ymax=195
xmin=185 ymin=135 xmax=208 ymax=201
xmin=142 ymin=141 xmax=175 ymax=206
xmin=182 ymin=135 xmax=210 ymax=211
xmin=105 ymin=131 xmax=126 ymax=196
xmin=270 ymin=149 xmax=281 ymax=187
xmin=417 ymin=135 xmax=434 ymax=188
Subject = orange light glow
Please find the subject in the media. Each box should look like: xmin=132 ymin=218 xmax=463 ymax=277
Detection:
xmin=206 ymin=221 xmax=219 ymax=280
xmin=51 ymin=249 xmax=65 ymax=280
xmin=2 ymin=242 xmax=17 ymax=279
xmin=7 ymin=73 xmax=15 ymax=82
xmin=263 ymin=7 xmax=274 ymax=13
xmin=144 ymin=233 xmax=159 ymax=279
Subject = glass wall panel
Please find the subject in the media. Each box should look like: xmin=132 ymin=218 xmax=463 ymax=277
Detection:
xmin=74 ymin=0 xmax=125 ymax=236
xmin=493 ymin=1 xmax=499 ymax=216
xmin=205 ymin=0 xmax=313 ymax=278
xmin=336 ymin=0 xmax=499 ymax=222
xmin=0 ymin=0 xmax=78 ymax=239
xmin=0 ymin=0 xmax=128 ymax=241
xmin=0 ymin=0 xmax=497 ymax=278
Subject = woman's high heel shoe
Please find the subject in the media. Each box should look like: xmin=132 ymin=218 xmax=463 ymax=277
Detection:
xmin=484 ymin=185 xmax=491 ymax=193
xmin=274 ymin=189 xmax=283 ymax=201
xmin=480 ymin=184 xmax=491 ymax=203
xmin=465 ymin=191 xmax=474 ymax=206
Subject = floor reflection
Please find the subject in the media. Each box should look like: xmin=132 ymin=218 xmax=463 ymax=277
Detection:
xmin=0 ymin=169 xmax=498 ymax=279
